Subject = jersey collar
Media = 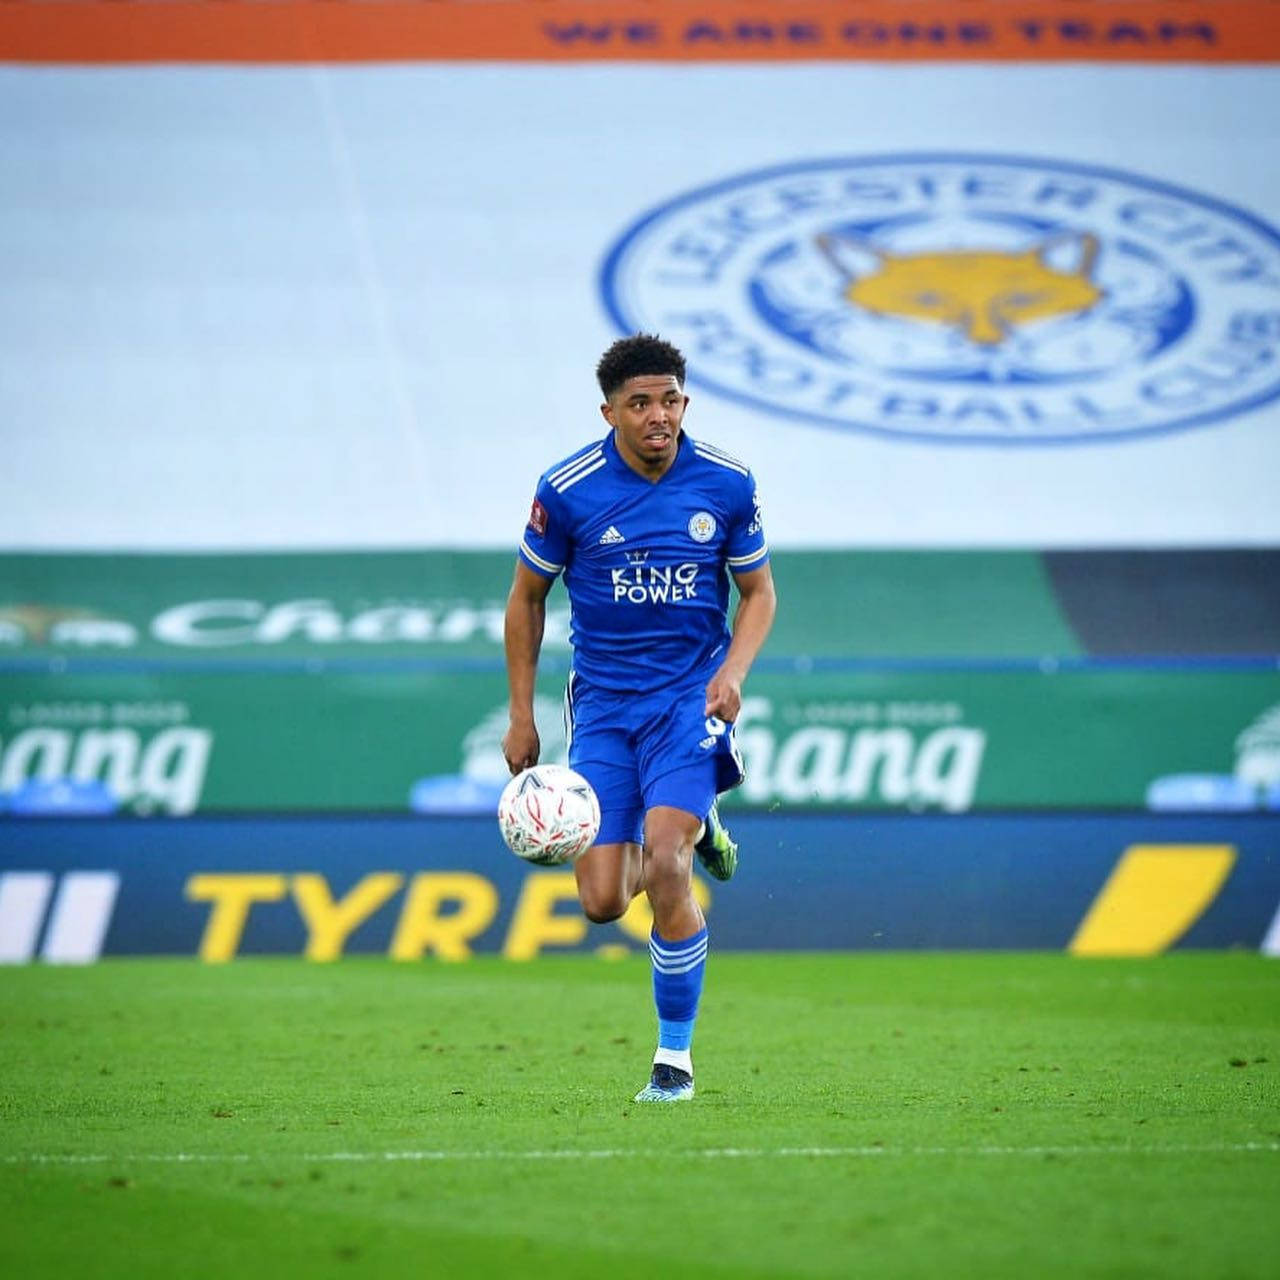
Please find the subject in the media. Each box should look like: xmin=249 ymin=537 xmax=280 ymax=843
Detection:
xmin=605 ymin=428 xmax=691 ymax=484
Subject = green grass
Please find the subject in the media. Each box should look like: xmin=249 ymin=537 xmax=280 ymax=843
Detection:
xmin=2 ymin=953 xmax=1278 ymax=1279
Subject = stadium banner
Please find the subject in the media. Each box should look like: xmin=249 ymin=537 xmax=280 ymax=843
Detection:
xmin=1 ymin=813 xmax=1277 ymax=961
xmin=4 ymin=549 xmax=1276 ymax=666
xmin=1 ymin=667 xmax=1277 ymax=816
xmin=0 ymin=548 xmax=1087 ymax=663
xmin=2 ymin=0 xmax=1277 ymax=64
xmin=4 ymin=72 xmax=1280 ymax=552
xmin=4 ymin=551 xmax=1277 ymax=815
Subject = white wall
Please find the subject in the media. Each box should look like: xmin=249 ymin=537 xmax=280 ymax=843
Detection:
xmin=1 ymin=64 xmax=1277 ymax=549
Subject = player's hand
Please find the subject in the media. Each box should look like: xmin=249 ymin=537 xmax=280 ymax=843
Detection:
xmin=704 ymin=669 xmax=742 ymax=722
xmin=502 ymin=720 xmax=541 ymax=775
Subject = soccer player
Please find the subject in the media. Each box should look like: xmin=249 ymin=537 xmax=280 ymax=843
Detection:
xmin=502 ymin=333 xmax=776 ymax=1102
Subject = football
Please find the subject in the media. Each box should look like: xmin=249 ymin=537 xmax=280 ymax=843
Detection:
xmin=497 ymin=764 xmax=601 ymax=865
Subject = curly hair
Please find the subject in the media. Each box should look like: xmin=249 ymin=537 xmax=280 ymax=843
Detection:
xmin=595 ymin=334 xmax=687 ymax=398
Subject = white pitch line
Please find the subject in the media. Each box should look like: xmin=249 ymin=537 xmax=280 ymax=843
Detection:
xmin=5 ymin=1142 xmax=1278 ymax=1167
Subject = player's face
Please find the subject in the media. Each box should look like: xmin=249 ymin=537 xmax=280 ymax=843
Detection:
xmin=602 ymin=375 xmax=688 ymax=476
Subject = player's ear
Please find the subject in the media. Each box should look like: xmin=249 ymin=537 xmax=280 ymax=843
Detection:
xmin=600 ymin=400 xmax=615 ymax=426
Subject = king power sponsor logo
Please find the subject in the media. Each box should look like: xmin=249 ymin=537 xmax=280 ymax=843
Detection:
xmin=602 ymin=153 xmax=1280 ymax=444
xmin=0 ymin=599 xmax=572 ymax=652
xmin=611 ymin=562 xmax=700 ymax=604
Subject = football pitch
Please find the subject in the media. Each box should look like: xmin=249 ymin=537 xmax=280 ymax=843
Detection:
xmin=2 ymin=953 xmax=1277 ymax=1279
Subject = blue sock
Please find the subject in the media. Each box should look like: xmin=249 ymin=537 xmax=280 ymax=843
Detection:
xmin=650 ymin=926 xmax=708 ymax=1061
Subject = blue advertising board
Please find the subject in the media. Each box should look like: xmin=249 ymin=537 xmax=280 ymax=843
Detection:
xmin=2 ymin=813 xmax=1278 ymax=961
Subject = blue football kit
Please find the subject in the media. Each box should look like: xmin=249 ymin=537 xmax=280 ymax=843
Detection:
xmin=518 ymin=429 xmax=769 ymax=845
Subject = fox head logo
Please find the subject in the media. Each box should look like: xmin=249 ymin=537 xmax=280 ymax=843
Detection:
xmin=818 ymin=231 xmax=1103 ymax=346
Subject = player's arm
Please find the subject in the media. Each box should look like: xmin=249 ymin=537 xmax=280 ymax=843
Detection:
xmin=705 ymin=562 xmax=776 ymax=722
xmin=503 ymin=559 xmax=555 ymax=773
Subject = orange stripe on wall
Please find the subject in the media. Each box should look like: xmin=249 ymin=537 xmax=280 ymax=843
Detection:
xmin=2 ymin=0 xmax=1279 ymax=65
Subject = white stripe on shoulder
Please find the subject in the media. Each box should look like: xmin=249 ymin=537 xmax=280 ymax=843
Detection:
xmin=692 ymin=440 xmax=749 ymax=469
xmin=548 ymin=445 xmax=604 ymax=486
xmin=727 ymin=545 xmax=769 ymax=568
xmin=554 ymin=456 xmax=607 ymax=492
xmin=520 ymin=540 xmax=563 ymax=575
xmin=692 ymin=445 xmax=749 ymax=477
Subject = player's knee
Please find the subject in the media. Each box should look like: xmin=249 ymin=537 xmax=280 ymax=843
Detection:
xmin=578 ymin=886 xmax=629 ymax=924
xmin=643 ymin=841 xmax=693 ymax=900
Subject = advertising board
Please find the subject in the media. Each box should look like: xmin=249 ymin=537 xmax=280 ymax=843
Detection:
xmin=3 ymin=813 xmax=1277 ymax=959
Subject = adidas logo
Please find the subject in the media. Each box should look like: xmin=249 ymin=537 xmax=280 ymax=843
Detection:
xmin=599 ymin=526 xmax=626 ymax=545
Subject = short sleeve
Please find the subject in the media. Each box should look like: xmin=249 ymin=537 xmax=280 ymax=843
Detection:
xmin=517 ymin=477 xmax=570 ymax=579
xmin=725 ymin=471 xmax=769 ymax=573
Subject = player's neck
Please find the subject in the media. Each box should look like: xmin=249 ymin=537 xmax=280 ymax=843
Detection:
xmin=613 ymin=429 xmax=680 ymax=483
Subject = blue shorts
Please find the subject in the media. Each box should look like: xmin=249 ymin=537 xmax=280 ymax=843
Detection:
xmin=564 ymin=672 xmax=745 ymax=847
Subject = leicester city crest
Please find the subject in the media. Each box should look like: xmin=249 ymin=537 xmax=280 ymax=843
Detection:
xmin=688 ymin=511 xmax=717 ymax=542
xmin=600 ymin=154 xmax=1280 ymax=445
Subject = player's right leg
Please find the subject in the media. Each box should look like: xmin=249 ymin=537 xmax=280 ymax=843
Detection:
xmin=693 ymin=801 xmax=738 ymax=882
xmin=563 ymin=677 xmax=646 ymax=922
xmin=574 ymin=840 xmax=643 ymax=923
xmin=569 ymin=759 xmax=646 ymax=921
xmin=693 ymin=712 xmax=746 ymax=881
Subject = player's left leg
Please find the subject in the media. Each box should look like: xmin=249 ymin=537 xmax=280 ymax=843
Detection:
xmin=628 ymin=684 xmax=733 ymax=1102
xmin=632 ymin=797 xmax=708 ymax=1103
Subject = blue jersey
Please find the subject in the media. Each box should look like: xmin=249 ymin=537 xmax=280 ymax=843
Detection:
xmin=518 ymin=430 xmax=768 ymax=693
